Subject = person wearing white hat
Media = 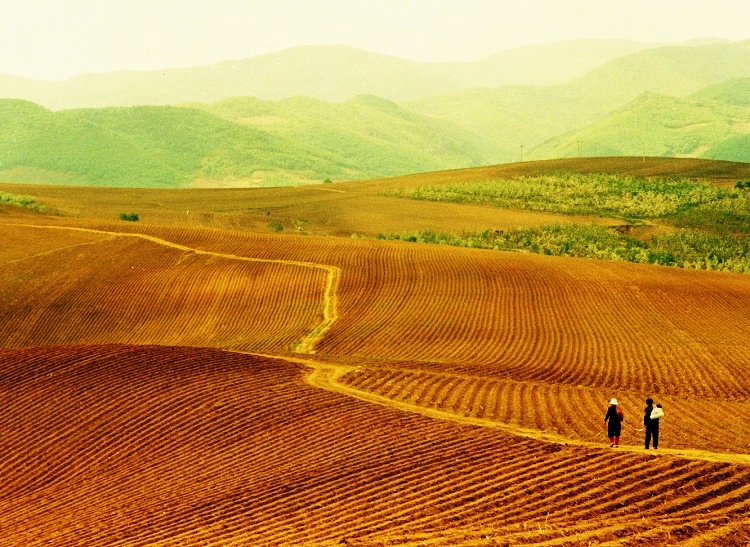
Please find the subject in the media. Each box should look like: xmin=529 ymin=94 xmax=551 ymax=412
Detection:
xmin=603 ymin=398 xmax=624 ymax=447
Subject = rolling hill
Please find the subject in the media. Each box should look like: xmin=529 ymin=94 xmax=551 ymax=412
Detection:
xmin=406 ymin=39 xmax=750 ymax=165
xmin=2 ymin=39 xmax=750 ymax=187
xmin=0 ymin=97 xmax=494 ymax=187
xmin=528 ymin=87 xmax=750 ymax=162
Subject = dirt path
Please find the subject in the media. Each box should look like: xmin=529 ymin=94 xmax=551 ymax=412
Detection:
xmin=10 ymin=223 xmax=750 ymax=466
xmin=270 ymin=354 xmax=750 ymax=466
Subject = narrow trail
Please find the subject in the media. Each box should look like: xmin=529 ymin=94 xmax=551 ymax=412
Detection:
xmin=9 ymin=222 xmax=750 ymax=466
xmin=274 ymin=354 xmax=750 ymax=466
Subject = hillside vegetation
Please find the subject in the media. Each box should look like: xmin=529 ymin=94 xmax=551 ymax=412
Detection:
xmin=0 ymin=97 xmax=492 ymax=187
xmin=529 ymin=88 xmax=750 ymax=162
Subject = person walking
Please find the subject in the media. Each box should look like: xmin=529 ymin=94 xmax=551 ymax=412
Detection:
xmin=649 ymin=403 xmax=664 ymax=449
xmin=644 ymin=397 xmax=660 ymax=449
xmin=604 ymin=398 xmax=623 ymax=447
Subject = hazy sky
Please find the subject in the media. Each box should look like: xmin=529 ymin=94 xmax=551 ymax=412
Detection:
xmin=3 ymin=0 xmax=750 ymax=80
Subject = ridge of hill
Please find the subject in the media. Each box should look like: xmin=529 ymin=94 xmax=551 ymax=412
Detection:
xmin=0 ymin=40 xmax=665 ymax=110
xmin=692 ymin=76 xmax=750 ymax=105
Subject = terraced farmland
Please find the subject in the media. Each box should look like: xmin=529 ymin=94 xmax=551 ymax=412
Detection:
xmin=3 ymin=159 xmax=750 ymax=545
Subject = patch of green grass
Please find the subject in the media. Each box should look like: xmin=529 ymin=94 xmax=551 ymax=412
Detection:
xmin=0 ymin=191 xmax=53 ymax=214
xmin=119 ymin=212 xmax=140 ymax=222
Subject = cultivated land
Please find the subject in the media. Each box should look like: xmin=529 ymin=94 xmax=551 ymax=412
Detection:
xmin=2 ymin=157 xmax=750 ymax=545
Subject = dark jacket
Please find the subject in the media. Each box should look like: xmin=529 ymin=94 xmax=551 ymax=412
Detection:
xmin=604 ymin=405 xmax=623 ymax=437
xmin=644 ymin=404 xmax=654 ymax=427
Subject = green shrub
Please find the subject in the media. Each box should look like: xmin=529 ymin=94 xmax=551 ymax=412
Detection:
xmin=268 ymin=220 xmax=283 ymax=232
xmin=386 ymin=173 xmax=731 ymax=219
xmin=119 ymin=212 xmax=140 ymax=222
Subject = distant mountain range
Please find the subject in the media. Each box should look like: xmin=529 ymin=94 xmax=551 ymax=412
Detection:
xmin=0 ymin=40 xmax=665 ymax=109
xmin=1 ymin=38 xmax=749 ymax=188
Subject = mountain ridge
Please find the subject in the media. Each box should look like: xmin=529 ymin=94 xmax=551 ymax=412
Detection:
xmin=0 ymin=40 xmax=668 ymax=110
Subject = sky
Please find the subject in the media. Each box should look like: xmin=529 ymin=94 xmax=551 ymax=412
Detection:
xmin=2 ymin=0 xmax=750 ymax=80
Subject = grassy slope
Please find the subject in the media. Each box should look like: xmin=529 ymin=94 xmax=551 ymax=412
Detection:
xmin=201 ymin=94 xmax=494 ymax=176
xmin=0 ymin=99 xmax=341 ymax=187
xmin=404 ymin=85 xmax=596 ymax=164
xmin=0 ymin=97 xmax=493 ymax=187
xmin=528 ymin=84 xmax=750 ymax=161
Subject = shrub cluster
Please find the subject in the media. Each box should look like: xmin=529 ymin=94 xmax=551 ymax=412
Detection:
xmin=386 ymin=173 xmax=745 ymax=220
xmin=0 ymin=191 xmax=52 ymax=214
xmin=381 ymin=225 xmax=750 ymax=274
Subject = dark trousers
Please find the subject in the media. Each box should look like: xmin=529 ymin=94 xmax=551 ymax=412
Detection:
xmin=645 ymin=423 xmax=659 ymax=448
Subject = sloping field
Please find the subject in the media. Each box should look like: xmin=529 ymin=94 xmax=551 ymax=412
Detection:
xmin=89 ymin=222 xmax=750 ymax=457
xmin=4 ymin=157 xmax=750 ymax=238
xmin=3 ymin=158 xmax=750 ymax=545
xmin=0 ymin=224 xmax=331 ymax=352
xmin=2 ymin=221 xmax=750 ymax=444
xmin=2 ymin=345 xmax=750 ymax=546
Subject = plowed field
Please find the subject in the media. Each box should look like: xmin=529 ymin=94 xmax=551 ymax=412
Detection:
xmin=3 ymin=160 xmax=750 ymax=545
xmin=2 ymin=345 xmax=750 ymax=546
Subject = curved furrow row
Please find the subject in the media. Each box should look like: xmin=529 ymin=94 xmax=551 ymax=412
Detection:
xmin=672 ymin=519 xmax=750 ymax=547
xmin=0 ymin=223 xmax=106 ymax=262
xmin=485 ymin=454 xmax=683 ymax=524
xmin=656 ymin=467 xmax=750 ymax=518
xmin=0 ymin=228 xmax=328 ymax=352
xmin=548 ymin=460 xmax=712 ymax=523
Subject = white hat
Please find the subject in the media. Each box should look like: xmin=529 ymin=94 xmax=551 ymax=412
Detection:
xmin=609 ymin=398 xmax=618 ymax=405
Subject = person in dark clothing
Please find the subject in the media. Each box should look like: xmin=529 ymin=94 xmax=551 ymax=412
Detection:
xmin=604 ymin=398 xmax=623 ymax=447
xmin=644 ymin=397 xmax=658 ymax=449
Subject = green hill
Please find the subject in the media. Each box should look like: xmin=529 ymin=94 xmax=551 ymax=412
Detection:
xmin=0 ymin=99 xmax=344 ymax=187
xmin=526 ymin=90 xmax=750 ymax=162
xmin=200 ymin=94 xmax=494 ymax=175
xmin=692 ymin=77 xmax=750 ymax=106
xmin=404 ymin=40 xmax=750 ymax=165
xmin=556 ymin=39 xmax=750 ymax=116
xmin=0 ymin=97 xmax=494 ymax=187
xmin=404 ymin=85 xmax=599 ymax=164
